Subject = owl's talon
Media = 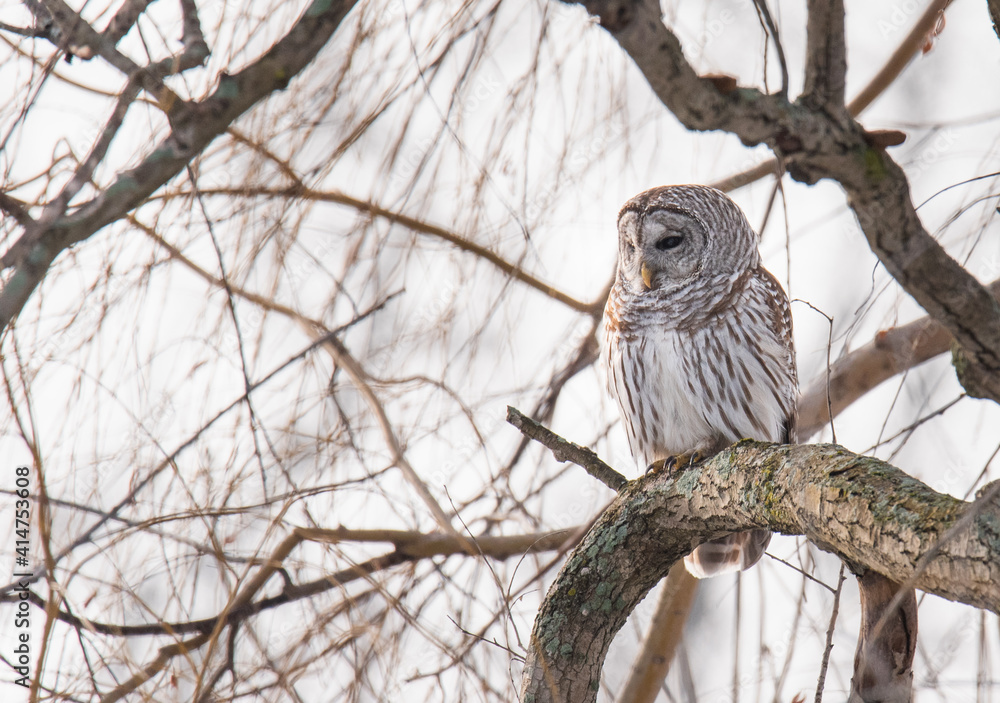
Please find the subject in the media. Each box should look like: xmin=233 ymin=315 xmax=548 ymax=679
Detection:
xmin=645 ymin=459 xmax=667 ymax=475
xmin=666 ymin=451 xmax=703 ymax=471
xmin=646 ymin=451 xmax=704 ymax=475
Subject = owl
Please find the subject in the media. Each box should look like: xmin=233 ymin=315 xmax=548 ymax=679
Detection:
xmin=602 ymin=185 xmax=797 ymax=578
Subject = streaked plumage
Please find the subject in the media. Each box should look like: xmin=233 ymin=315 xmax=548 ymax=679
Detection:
xmin=602 ymin=185 xmax=797 ymax=578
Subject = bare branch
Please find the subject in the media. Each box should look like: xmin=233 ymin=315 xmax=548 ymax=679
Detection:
xmin=799 ymin=278 xmax=1000 ymax=439
xmin=91 ymin=525 xmax=575 ymax=701
xmin=815 ymin=565 xmax=847 ymax=703
xmin=0 ymin=0 xmax=360 ymax=329
xmin=751 ymin=0 xmax=789 ymax=98
xmin=520 ymin=440 xmax=1000 ymax=703
xmin=710 ymin=0 xmax=951 ymax=192
xmin=102 ymin=0 xmax=155 ymax=45
xmin=147 ymin=185 xmax=601 ymax=314
xmin=15 ymin=528 xmax=574 ymax=638
xmin=506 ymin=406 xmax=627 ymax=491
xmin=577 ymin=0 xmax=1000 ymax=403
xmin=46 ymin=77 xmax=142 ymax=220
xmin=614 ymin=563 xmax=697 ymax=703
xmin=801 ymin=0 xmax=847 ymax=110
xmin=0 ymin=192 xmax=34 ymax=228
xmin=849 ymin=573 xmax=917 ymax=703
xmin=847 ymin=0 xmax=952 ymax=116
xmin=147 ymin=0 xmax=210 ymax=75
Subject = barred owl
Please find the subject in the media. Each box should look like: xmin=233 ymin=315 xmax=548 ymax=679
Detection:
xmin=602 ymin=185 xmax=797 ymax=578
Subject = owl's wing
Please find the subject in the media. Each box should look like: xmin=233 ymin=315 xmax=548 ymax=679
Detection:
xmin=681 ymin=267 xmax=797 ymax=448
xmin=756 ymin=266 xmax=799 ymax=443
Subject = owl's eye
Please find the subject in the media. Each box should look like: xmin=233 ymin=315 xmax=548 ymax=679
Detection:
xmin=655 ymin=235 xmax=684 ymax=251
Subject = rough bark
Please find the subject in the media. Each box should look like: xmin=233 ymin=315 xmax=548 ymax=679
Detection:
xmin=849 ymin=573 xmax=918 ymax=703
xmin=519 ymin=441 xmax=1000 ymax=703
xmin=801 ymin=0 xmax=847 ymax=110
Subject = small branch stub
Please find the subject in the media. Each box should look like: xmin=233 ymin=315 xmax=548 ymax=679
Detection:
xmin=506 ymin=406 xmax=628 ymax=491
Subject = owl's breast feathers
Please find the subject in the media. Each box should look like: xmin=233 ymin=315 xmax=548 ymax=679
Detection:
xmin=603 ymin=264 xmax=797 ymax=466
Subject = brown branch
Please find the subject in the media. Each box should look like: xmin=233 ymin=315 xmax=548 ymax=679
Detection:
xmin=850 ymin=573 xmax=917 ymax=703
xmin=801 ymin=0 xmax=847 ymax=110
xmin=847 ymin=0 xmax=952 ymax=116
xmin=506 ymin=406 xmax=627 ymax=491
xmin=0 ymin=0 xmax=360 ymax=330
xmin=133 ymin=216 xmax=469 ymax=543
xmin=614 ymin=563 xmax=697 ymax=703
xmin=93 ymin=526 xmax=576 ymax=701
xmin=751 ymin=0 xmax=788 ymax=98
xmin=799 ymin=277 xmax=1000 ymax=439
xmin=815 ymin=565 xmax=847 ymax=703
xmin=148 ymin=185 xmax=601 ymax=315
xmin=101 ymin=632 xmax=213 ymax=703
xmin=579 ymin=0 xmax=1000 ymax=404
xmin=710 ymin=0 xmax=952 ymax=193
xmin=520 ymin=440 xmax=1000 ymax=703
xmin=22 ymin=528 xmax=573 ymax=639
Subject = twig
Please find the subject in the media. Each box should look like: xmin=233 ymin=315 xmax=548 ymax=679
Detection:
xmin=505 ymin=406 xmax=627 ymax=491
xmin=148 ymin=186 xmax=601 ymax=315
xmin=751 ymin=0 xmax=788 ymax=98
xmin=797 ymin=277 xmax=1000 ymax=439
xmin=793 ymin=299 xmax=836 ymax=443
xmin=767 ymin=553 xmax=836 ymax=593
xmin=815 ymin=564 xmax=847 ymax=703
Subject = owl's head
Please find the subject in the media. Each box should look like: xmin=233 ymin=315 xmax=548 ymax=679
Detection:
xmin=615 ymin=185 xmax=760 ymax=293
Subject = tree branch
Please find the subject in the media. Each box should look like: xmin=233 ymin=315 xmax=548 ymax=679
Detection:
xmin=801 ymin=0 xmax=847 ymax=110
xmin=15 ymin=527 xmax=574 ymax=638
xmin=147 ymin=185 xmax=601 ymax=315
xmin=506 ymin=406 xmax=627 ymax=491
xmin=519 ymin=440 xmax=1000 ymax=703
xmin=798 ymin=277 xmax=1000 ymax=439
xmin=0 ymin=0 xmax=359 ymax=330
xmin=712 ymin=0 xmax=951 ymax=194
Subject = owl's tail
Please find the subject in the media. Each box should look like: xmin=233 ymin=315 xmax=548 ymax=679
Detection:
xmin=684 ymin=529 xmax=771 ymax=578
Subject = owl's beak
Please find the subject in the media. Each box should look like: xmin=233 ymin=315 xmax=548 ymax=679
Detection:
xmin=640 ymin=261 xmax=653 ymax=290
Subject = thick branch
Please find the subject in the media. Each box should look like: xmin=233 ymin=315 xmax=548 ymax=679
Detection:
xmin=578 ymin=0 xmax=1000 ymax=403
xmin=801 ymin=0 xmax=847 ymax=109
xmin=798 ymin=277 xmax=1000 ymax=439
xmin=520 ymin=441 xmax=1000 ymax=703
